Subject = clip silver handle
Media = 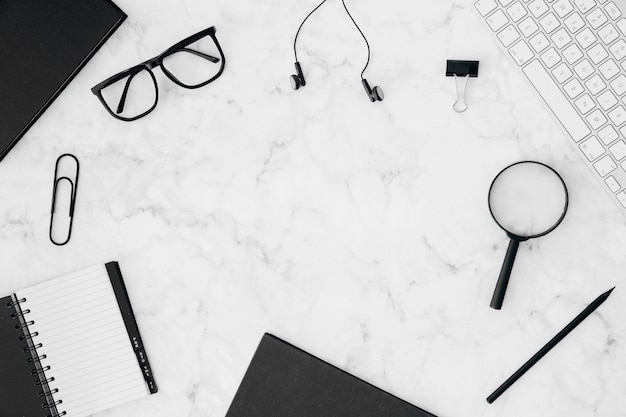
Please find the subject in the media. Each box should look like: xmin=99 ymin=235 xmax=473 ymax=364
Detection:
xmin=453 ymin=74 xmax=470 ymax=113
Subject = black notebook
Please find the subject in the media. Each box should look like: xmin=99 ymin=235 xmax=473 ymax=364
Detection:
xmin=0 ymin=262 xmax=157 ymax=417
xmin=0 ymin=0 xmax=126 ymax=161
xmin=226 ymin=333 xmax=438 ymax=417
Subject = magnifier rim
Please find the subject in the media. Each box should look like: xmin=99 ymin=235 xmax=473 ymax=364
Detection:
xmin=488 ymin=160 xmax=569 ymax=240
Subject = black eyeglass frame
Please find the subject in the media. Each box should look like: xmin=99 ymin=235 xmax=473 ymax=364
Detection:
xmin=91 ymin=26 xmax=225 ymax=122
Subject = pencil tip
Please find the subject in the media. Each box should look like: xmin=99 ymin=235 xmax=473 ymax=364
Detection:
xmin=604 ymin=287 xmax=616 ymax=297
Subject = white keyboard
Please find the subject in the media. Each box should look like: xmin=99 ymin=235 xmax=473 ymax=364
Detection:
xmin=474 ymin=0 xmax=626 ymax=216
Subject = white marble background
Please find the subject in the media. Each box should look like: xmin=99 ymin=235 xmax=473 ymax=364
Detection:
xmin=0 ymin=0 xmax=625 ymax=416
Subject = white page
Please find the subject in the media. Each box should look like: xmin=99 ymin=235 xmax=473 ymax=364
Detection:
xmin=17 ymin=264 xmax=150 ymax=417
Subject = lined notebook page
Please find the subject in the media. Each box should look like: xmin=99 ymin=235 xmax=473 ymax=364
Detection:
xmin=17 ymin=264 xmax=149 ymax=417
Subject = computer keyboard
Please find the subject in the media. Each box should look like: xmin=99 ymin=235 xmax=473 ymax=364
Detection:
xmin=474 ymin=0 xmax=626 ymax=216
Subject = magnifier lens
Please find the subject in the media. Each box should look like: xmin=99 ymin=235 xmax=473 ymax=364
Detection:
xmin=489 ymin=162 xmax=567 ymax=237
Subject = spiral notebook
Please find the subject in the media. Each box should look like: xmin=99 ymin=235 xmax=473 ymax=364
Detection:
xmin=0 ymin=262 xmax=157 ymax=417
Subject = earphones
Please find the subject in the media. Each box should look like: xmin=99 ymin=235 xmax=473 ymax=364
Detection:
xmin=290 ymin=0 xmax=384 ymax=102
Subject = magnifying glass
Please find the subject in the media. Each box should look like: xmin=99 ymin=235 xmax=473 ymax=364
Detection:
xmin=488 ymin=161 xmax=568 ymax=310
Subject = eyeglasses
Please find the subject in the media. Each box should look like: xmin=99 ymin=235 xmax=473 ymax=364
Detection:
xmin=91 ymin=26 xmax=225 ymax=122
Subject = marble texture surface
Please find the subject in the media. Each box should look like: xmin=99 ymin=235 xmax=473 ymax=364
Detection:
xmin=1 ymin=0 xmax=625 ymax=416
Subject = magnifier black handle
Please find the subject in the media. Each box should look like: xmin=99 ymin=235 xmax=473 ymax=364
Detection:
xmin=490 ymin=239 xmax=520 ymax=310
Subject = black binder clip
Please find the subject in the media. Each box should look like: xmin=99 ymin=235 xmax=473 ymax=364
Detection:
xmin=49 ymin=154 xmax=79 ymax=246
xmin=446 ymin=60 xmax=479 ymax=113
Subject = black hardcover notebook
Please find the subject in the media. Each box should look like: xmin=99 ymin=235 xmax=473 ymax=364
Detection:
xmin=226 ymin=333 xmax=439 ymax=417
xmin=0 ymin=0 xmax=126 ymax=161
xmin=0 ymin=262 xmax=157 ymax=417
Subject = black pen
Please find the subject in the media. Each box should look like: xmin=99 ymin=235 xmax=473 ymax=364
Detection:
xmin=487 ymin=287 xmax=615 ymax=404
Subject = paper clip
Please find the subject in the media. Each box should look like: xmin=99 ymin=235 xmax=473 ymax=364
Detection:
xmin=49 ymin=154 xmax=80 ymax=246
xmin=446 ymin=60 xmax=479 ymax=113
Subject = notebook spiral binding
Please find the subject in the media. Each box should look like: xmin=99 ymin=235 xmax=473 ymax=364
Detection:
xmin=8 ymin=296 xmax=67 ymax=417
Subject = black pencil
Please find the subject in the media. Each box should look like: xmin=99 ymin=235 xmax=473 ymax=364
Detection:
xmin=487 ymin=287 xmax=615 ymax=404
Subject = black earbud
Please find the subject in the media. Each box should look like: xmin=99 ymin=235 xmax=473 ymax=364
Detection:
xmin=290 ymin=0 xmax=327 ymax=92
xmin=361 ymin=79 xmax=384 ymax=102
xmin=290 ymin=61 xmax=306 ymax=90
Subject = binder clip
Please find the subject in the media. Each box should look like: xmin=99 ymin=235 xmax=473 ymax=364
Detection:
xmin=446 ymin=60 xmax=479 ymax=113
xmin=49 ymin=154 xmax=79 ymax=246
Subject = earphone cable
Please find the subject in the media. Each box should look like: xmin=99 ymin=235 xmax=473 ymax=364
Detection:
xmin=293 ymin=0 xmax=329 ymax=62
xmin=341 ymin=0 xmax=370 ymax=79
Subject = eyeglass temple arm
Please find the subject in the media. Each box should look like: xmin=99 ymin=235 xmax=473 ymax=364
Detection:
xmin=179 ymin=48 xmax=220 ymax=63
xmin=116 ymin=72 xmax=138 ymax=114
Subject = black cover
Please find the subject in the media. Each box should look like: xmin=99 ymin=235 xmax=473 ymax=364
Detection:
xmin=0 ymin=296 xmax=48 ymax=417
xmin=0 ymin=0 xmax=126 ymax=161
xmin=226 ymin=333 xmax=439 ymax=417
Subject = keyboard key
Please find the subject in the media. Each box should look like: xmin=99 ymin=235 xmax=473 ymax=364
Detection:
xmin=565 ymin=12 xmax=586 ymax=32
xmin=552 ymin=62 xmax=574 ymax=82
xmin=564 ymin=78 xmax=585 ymax=98
xmin=599 ymin=125 xmax=619 ymax=144
xmin=576 ymin=28 xmax=598 ymax=48
xmin=518 ymin=16 xmax=540 ymax=36
xmin=530 ymin=32 xmax=551 ymax=52
xmin=509 ymin=40 xmax=535 ymax=64
xmin=604 ymin=2 xmax=622 ymax=20
xmin=598 ymin=23 xmax=619 ymax=44
xmin=573 ymin=58 xmax=595 ymax=79
xmin=586 ymin=109 xmax=609 ymax=129
xmin=605 ymin=175 xmax=621 ymax=192
xmin=529 ymin=0 xmax=549 ymax=16
xmin=580 ymin=136 xmax=606 ymax=160
xmin=587 ymin=8 xmax=608 ymax=28
xmin=498 ymin=25 xmax=522 ymax=46
xmin=588 ymin=44 xmax=609 ymax=64
xmin=541 ymin=47 xmax=562 ymax=67
xmin=613 ymin=105 xmax=626 ymax=122
xmin=617 ymin=18 xmax=626 ymax=35
xmin=599 ymin=90 xmax=619 ymax=109
xmin=563 ymin=43 xmax=584 ymax=62
xmin=599 ymin=59 xmax=620 ymax=79
xmin=499 ymin=0 xmax=515 ymax=5
xmin=585 ymin=74 xmax=607 ymax=94
xmin=551 ymin=28 xmax=573 ymax=48
xmin=524 ymin=61 xmax=591 ymax=141
xmin=610 ymin=74 xmax=626 ymax=95
xmin=575 ymin=93 xmax=596 ymax=113
xmin=540 ymin=12 xmax=561 ymax=32
xmin=617 ymin=190 xmax=626 ymax=207
xmin=507 ymin=1 xmax=528 ymax=21
xmin=476 ymin=0 xmax=498 ymax=15
xmin=554 ymin=0 xmax=575 ymax=17
xmin=609 ymin=39 xmax=626 ymax=60
xmin=488 ymin=10 xmax=509 ymax=30
xmin=574 ymin=0 xmax=597 ymax=13
xmin=609 ymin=140 xmax=626 ymax=159
xmin=608 ymin=104 xmax=626 ymax=123
xmin=594 ymin=154 xmax=617 ymax=176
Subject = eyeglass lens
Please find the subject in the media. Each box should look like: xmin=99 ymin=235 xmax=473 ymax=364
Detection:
xmin=162 ymin=35 xmax=222 ymax=87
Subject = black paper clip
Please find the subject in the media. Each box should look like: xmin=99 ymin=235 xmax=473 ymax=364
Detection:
xmin=49 ymin=154 xmax=79 ymax=246
xmin=446 ymin=60 xmax=479 ymax=113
